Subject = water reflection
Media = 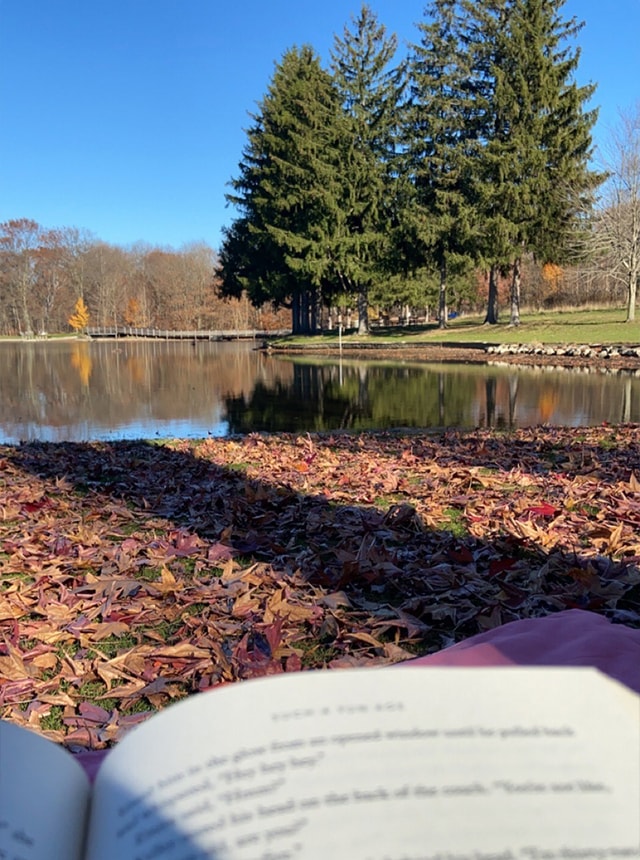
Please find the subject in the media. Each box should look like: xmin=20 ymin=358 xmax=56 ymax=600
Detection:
xmin=0 ymin=340 xmax=638 ymax=442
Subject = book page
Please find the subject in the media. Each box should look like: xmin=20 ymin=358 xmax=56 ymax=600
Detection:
xmin=86 ymin=667 xmax=640 ymax=860
xmin=0 ymin=721 xmax=90 ymax=860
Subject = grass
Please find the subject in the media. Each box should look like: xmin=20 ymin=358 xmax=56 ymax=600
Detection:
xmin=439 ymin=507 xmax=468 ymax=539
xmin=41 ymin=706 xmax=65 ymax=732
xmin=274 ymin=307 xmax=639 ymax=348
xmin=89 ymin=633 xmax=138 ymax=659
xmin=76 ymin=680 xmax=117 ymax=709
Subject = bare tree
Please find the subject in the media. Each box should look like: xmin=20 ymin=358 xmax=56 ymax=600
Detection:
xmin=179 ymin=242 xmax=218 ymax=329
xmin=84 ymin=243 xmax=132 ymax=328
xmin=594 ymin=105 xmax=640 ymax=321
xmin=0 ymin=219 xmax=41 ymax=334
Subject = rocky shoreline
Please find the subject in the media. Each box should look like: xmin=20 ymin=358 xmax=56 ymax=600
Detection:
xmin=486 ymin=342 xmax=640 ymax=371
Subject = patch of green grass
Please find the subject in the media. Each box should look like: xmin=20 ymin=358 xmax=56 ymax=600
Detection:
xmin=114 ymin=522 xmax=143 ymax=536
xmin=598 ymin=435 xmax=619 ymax=450
xmin=227 ymin=462 xmax=250 ymax=472
xmin=76 ymin=680 xmax=117 ymax=709
xmin=298 ymin=642 xmax=341 ymax=668
xmin=135 ymin=566 xmax=162 ymax=582
xmin=1 ymin=571 xmax=35 ymax=587
xmin=272 ymin=307 xmax=636 ymax=348
xmin=41 ymin=706 xmax=65 ymax=732
xmin=235 ymin=554 xmax=258 ymax=568
xmin=121 ymin=697 xmax=155 ymax=715
xmin=373 ymin=493 xmax=405 ymax=509
xmin=183 ymin=602 xmax=209 ymax=617
xmin=90 ymin=633 xmax=137 ymax=659
xmin=151 ymin=619 xmax=186 ymax=641
xmin=439 ymin=507 xmax=468 ymax=538
xmin=177 ymin=557 xmax=198 ymax=575
xmin=55 ymin=641 xmax=82 ymax=660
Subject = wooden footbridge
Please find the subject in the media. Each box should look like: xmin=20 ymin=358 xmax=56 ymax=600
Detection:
xmin=86 ymin=326 xmax=288 ymax=341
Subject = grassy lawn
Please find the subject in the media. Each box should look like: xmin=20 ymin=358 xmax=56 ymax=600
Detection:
xmin=276 ymin=307 xmax=640 ymax=347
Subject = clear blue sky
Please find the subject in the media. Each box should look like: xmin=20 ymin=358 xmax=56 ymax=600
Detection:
xmin=1 ymin=0 xmax=638 ymax=252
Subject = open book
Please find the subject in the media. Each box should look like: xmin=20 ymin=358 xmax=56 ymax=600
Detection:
xmin=1 ymin=667 xmax=639 ymax=860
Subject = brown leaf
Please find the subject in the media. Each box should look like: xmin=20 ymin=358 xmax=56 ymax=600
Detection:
xmin=90 ymin=621 xmax=132 ymax=640
xmin=0 ymin=646 xmax=33 ymax=680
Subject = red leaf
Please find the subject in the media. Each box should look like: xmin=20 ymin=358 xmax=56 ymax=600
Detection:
xmin=527 ymin=503 xmax=558 ymax=518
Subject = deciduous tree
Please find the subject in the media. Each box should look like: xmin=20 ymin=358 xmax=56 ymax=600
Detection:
xmin=592 ymin=105 xmax=640 ymax=321
xmin=0 ymin=218 xmax=41 ymax=334
xmin=68 ymin=296 xmax=90 ymax=333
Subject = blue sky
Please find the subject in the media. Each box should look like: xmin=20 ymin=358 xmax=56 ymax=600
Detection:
xmin=1 ymin=0 xmax=638 ymax=251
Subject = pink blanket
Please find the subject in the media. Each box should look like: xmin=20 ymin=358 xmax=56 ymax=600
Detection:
xmin=73 ymin=610 xmax=640 ymax=781
xmin=405 ymin=609 xmax=640 ymax=692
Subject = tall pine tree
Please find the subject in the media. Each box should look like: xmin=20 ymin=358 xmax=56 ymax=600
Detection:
xmin=406 ymin=0 xmax=477 ymax=329
xmin=460 ymin=0 xmax=600 ymax=324
xmin=220 ymin=46 xmax=344 ymax=333
xmin=330 ymin=4 xmax=406 ymax=334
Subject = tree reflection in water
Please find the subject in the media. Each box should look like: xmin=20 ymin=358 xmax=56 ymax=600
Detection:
xmin=0 ymin=339 xmax=638 ymax=442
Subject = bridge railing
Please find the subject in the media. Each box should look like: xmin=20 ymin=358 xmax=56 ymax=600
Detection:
xmin=85 ymin=327 xmax=289 ymax=340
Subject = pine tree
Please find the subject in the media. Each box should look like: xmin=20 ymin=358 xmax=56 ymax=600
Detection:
xmin=330 ymin=4 xmax=406 ymax=334
xmin=406 ymin=0 xmax=477 ymax=329
xmin=220 ymin=46 xmax=344 ymax=333
xmin=460 ymin=0 xmax=600 ymax=324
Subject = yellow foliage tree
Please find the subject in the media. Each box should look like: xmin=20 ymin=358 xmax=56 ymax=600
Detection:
xmin=68 ymin=297 xmax=90 ymax=333
xmin=541 ymin=263 xmax=564 ymax=292
xmin=124 ymin=297 xmax=144 ymax=327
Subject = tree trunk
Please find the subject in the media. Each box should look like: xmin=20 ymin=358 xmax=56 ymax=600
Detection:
xmin=437 ymin=260 xmax=447 ymax=329
xmin=310 ymin=286 xmax=319 ymax=334
xmin=291 ymin=293 xmax=301 ymax=334
xmin=357 ymin=286 xmax=369 ymax=335
xmin=484 ymin=265 xmax=500 ymax=324
xmin=626 ymin=261 xmax=638 ymax=322
xmin=509 ymin=257 xmax=521 ymax=326
xmin=301 ymin=290 xmax=311 ymax=334
xmin=485 ymin=378 xmax=497 ymax=427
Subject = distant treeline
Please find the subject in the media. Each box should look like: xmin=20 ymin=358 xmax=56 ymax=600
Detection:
xmin=0 ymin=216 xmax=627 ymax=339
xmin=0 ymin=221 xmax=289 ymax=337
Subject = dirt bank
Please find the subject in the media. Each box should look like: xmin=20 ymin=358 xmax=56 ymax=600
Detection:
xmin=270 ymin=342 xmax=640 ymax=372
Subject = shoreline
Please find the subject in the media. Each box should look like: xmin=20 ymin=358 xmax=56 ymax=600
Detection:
xmin=3 ymin=333 xmax=640 ymax=371
xmin=268 ymin=342 xmax=640 ymax=372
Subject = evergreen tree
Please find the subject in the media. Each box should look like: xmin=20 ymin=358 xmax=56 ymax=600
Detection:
xmin=406 ymin=0 xmax=477 ymax=329
xmin=330 ymin=4 xmax=406 ymax=334
xmin=460 ymin=0 xmax=600 ymax=324
xmin=220 ymin=46 xmax=344 ymax=333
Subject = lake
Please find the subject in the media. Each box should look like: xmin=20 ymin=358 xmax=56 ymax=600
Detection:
xmin=0 ymin=339 xmax=638 ymax=443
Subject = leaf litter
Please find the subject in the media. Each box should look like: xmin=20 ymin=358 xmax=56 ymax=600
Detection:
xmin=1 ymin=425 xmax=639 ymax=749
